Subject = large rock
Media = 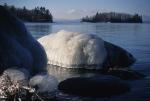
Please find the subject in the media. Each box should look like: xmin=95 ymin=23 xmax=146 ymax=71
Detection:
xmin=39 ymin=30 xmax=135 ymax=70
xmin=58 ymin=76 xmax=130 ymax=97
xmin=39 ymin=30 xmax=107 ymax=69
xmin=0 ymin=6 xmax=47 ymax=75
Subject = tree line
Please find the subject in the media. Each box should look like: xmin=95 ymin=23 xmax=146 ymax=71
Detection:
xmin=81 ymin=12 xmax=142 ymax=23
xmin=3 ymin=3 xmax=53 ymax=23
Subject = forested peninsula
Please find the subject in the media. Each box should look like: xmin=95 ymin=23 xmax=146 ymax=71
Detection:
xmin=3 ymin=3 xmax=53 ymax=22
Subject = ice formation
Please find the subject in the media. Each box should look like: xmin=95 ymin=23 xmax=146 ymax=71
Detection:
xmin=0 ymin=6 xmax=47 ymax=74
xmin=38 ymin=30 xmax=107 ymax=69
xmin=29 ymin=74 xmax=58 ymax=93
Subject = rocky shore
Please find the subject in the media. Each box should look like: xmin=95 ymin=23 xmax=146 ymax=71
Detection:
xmin=0 ymin=5 xmax=146 ymax=101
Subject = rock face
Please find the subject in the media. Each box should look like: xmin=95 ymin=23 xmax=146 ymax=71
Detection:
xmin=58 ymin=76 xmax=130 ymax=97
xmin=0 ymin=6 xmax=47 ymax=74
xmin=39 ymin=30 xmax=135 ymax=70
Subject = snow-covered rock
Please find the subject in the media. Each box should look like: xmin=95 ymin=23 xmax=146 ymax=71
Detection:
xmin=39 ymin=30 xmax=107 ymax=69
xmin=0 ymin=6 xmax=47 ymax=74
xmin=29 ymin=74 xmax=58 ymax=99
xmin=39 ymin=30 xmax=135 ymax=70
xmin=29 ymin=74 xmax=58 ymax=93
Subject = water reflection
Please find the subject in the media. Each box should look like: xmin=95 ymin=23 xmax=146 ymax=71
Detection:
xmin=47 ymin=65 xmax=102 ymax=82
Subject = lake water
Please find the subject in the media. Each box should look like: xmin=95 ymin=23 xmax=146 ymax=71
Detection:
xmin=26 ymin=22 xmax=150 ymax=71
xmin=25 ymin=22 xmax=150 ymax=101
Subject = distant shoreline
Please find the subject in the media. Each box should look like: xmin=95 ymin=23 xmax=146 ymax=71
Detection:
xmin=81 ymin=12 xmax=143 ymax=23
xmin=24 ymin=21 xmax=149 ymax=24
xmin=81 ymin=21 xmax=143 ymax=23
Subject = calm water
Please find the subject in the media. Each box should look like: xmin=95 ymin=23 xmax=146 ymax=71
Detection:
xmin=26 ymin=22 xmax=150 ymax=100
xmin=26 ymin=22 xmax=150 ymax=71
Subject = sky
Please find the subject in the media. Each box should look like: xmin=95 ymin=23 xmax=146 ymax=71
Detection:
xmin=0 ymin=0 xmax=150 ymax=20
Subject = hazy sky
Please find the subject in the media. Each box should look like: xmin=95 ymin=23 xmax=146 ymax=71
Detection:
xmin=0 ymin=0 xmax=150 ymax=19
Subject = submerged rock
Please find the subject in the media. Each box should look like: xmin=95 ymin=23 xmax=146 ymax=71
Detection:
xmin=0 ymin=6 xmax=47 ymax=75
xmin=39 ymin=30 xmax=135 ymax=70
xmin=58 ymin=76 xmax=130 ymax=97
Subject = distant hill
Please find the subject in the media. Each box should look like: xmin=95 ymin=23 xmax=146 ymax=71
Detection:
xmin=81 ymin=12 xmax=142 ymax=23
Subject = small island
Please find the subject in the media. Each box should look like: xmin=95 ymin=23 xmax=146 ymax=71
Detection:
xmin=81 ymin=12 xmax=142 ymax=23
xmin=3 ymin=3 xmax=53 ymax=23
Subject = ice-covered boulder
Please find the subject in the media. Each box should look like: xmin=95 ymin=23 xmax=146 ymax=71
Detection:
xmin=0 ymin=6 xmax=47 ymax=74
xmin=29 ymin=74 xmax=58 ymax=99
xmin=29 ymin=74 xmax=58 ymax=93
xmin=38 ymin=30 xmax=135 ymax=70
xmin=39 ymin=30 xmax=107 ymax=69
